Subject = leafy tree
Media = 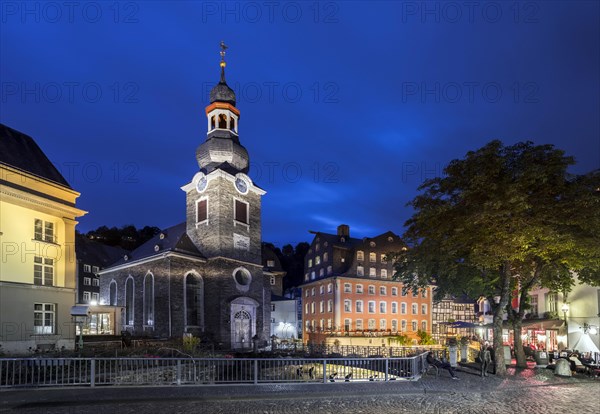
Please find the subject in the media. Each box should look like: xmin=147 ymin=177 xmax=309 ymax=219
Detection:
xmin=417 ymin=330 xmax=436 ymax=345
xmin=392 ymin=141 xmax=600 ymax=375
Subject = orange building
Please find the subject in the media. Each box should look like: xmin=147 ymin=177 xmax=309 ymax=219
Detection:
xmin=302 ymin=225 xmax=432 ymax=345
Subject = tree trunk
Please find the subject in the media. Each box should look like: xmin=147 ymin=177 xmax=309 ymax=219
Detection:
xmin=513 ymin=318 xmax=527 ymax=368
xmin=492 ymin=263 xmax=513 ymax=376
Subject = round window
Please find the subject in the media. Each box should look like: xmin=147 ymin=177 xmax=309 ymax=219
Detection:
xmin=234 ymin=268 xmax=251 ymax=286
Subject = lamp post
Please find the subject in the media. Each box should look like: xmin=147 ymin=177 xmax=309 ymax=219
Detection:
xmin=561 ymin=303 xmax=569 ymax=349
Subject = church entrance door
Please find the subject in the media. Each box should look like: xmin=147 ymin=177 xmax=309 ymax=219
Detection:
xmin=233 ymin=310 xmax=251 ymax=349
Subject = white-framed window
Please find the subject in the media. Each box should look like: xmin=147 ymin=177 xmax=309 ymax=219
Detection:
xmin=320 ymin=285 xmax=324 ymax=294
xmin=320 ymin=319 xmax=325 ymax=331
xmin=412 ymin=320 xmax=418 ymax=331
xmin=305 ymin=289 xmax=309 ymax=298
xmin=311 ymin=271 xmax=316 ymax=280
xmin=311 ymin=302 xmax=315 ymax=314
xmin=83 ymin=277 xmax=91 ymax=286
xmin=422 ymin=289 xmax=427 ymax=298
xmin=92 ymin=278 xmax=99 ymax=287
xmin=401 ymin=288 xmax=407 ymax=297
xmin=391 ymin=302 xmax=398 ymax=314
xmin=196 ymin=198 xmax=208 ymax=225
xmin=315 ymin=256 xmax=321 ymax=265
xmin=381 ymin=269 xmax=388 ymax=278
xmin=344 ymin=299 xmax=352 ymax=312
xmin=421 ymin=321 xmax=427 ymax=332
xmin=327 ymin=299 xmax=333 ymax=312
xmin=305 ymin=303 xmax=309 ymax=314
xmin=233 ymin=198 xmax=249 ymax=225
xmin=368 ymin=319 xmax=376 ymax=330
xmin=356 ymin=300 xmax=363 ymax=313
xmin=327 ymin=283 xmax=333 ymax=293
xmin=380 ymin=319 xmax=386 ymax=330
xmin=34 ymin=219 xmax=54 ymax=243
xmin=391 ymin=287 xmax=398 ymax=296
xmin=320 ymin=301 xmax=324 ymax=313
xmin=401 ymin=303 xmax=407 ymax=314
xmin=34 ymin=257 xmax=53 ymax=286
xmin=319 ymin=268 xmax=324 ymax=277
xmin=304 ymin=273 xmax=309 ymax=282
xmin=92 ymin=292 xmax=99 ymax=302
xmin=412 ymin=304 xmax=418 ymax=314
xmin=380 ymin=286 xmax=386 ymax=295
xmin=305 ymin=321 xmax=310 ymax=332
xmin=308 ymin=259 xmax=313 ymax=267
xmin=83 ymin=264 xmax=91 ymax=273
xmin=344 ymin=319 xmax=351 ymax=332
xmin=327 ymin=265 xmax=332 ymax=275
xmin=92 ymin=266 xmax=99 ymax=273
xmin=421 ymin=304 xmax=427 ymax=315
xmin=368 ymin=301 xmax=376 ymax=313
xmin=356 ymin=284 xmax=363 ymax=294
xmin=357 ymin=266 xmax=364 ymax=276
xmin=33 ymin=303 xmax=55 ymax=334
xmin=83 ymin=291 xmax=91 ymax=302
xmin=369 ymin=252 xmax=376 ymax=263
xmin=356 ymin=319 xmax=363 ymax=330
xmin=368 ymin=285 xmax=375 ymax=295
xmin=267 ymin=260 xmax=275 ymax=267
xmin=391 ymin=319 xmax=398 ymax=332
xmin=357 ymin=250 xmax=364 ymax=261
xmin=327 ymin=319 xmax=332 ymax=329
xmin=369 ymin=267 xmax=376 ymax=277
xmin=344 ymin=283 xmax=351 ymax=293
xmin=380 ymin=302 xmax=387 ymax=314
xmin=311 ymin=287 xmax=315 ymax=296
xmin=381 ymin=254 xmax=387 ymax=264
xmin=323 ymin=252 xmax=328 ymax=262
xmin=109 ymin=280 xmax=117 ymax=306
xmin=401 ymin=319 xmax=407 ymax=331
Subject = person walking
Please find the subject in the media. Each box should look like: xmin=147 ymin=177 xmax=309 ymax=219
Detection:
xmin=479 ymin=343 xmax=492 ymax=377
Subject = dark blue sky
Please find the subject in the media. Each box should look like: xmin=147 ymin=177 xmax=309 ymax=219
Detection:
xmin=2 ymin=1 xmax=599 ymax=247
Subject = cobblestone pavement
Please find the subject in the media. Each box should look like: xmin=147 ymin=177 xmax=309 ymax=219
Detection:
xmin=1 ymin=367 xmax=598 ymax=414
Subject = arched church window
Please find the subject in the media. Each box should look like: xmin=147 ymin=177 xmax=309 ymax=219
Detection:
xmin=218 ymin=113 xmax=227 ymax=129
xmin=230 ymin=117 xmax=236 ymax=132
xmin=125 ymin=277 xmax=134 ymax=326
xmin=143 ymin=273 xmax=154 ymax=327
xmin=109 ymin=280 xmax=117 ymax=306
xmin=185 ymin=273 xmax=203 ymax=327
xmin=211 ymin=115 xmax=217 ymax=130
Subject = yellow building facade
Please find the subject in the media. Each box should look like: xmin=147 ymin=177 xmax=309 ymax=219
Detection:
xmin=0 ymin=124 xmax=86 ymax=354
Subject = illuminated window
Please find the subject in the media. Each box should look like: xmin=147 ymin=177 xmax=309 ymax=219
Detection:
xmin=357 ymin=251 xmax=364 ymax=261
xmin=33 ymin=303 xmax=55 ymax=334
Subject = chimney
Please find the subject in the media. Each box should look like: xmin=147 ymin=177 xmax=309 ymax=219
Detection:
xmin=337 ymin=224 xmax=350 ymax=237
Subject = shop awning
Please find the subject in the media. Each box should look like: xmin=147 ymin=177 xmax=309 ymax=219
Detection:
xmin=70 ymin=305 xmax=90 ymax=317
xmin=520 ymin=318 xmax=563 ymax=330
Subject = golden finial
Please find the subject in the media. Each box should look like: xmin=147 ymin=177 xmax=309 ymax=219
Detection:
xmin=220 ymin=41 xmax=228 ymax=68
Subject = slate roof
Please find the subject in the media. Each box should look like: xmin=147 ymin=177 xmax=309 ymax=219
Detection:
xmin=106 ymin=222 xmax=205 ymax=268
xmin=262 ymin=244 xmax=284 ymax=272
xmin=0 ymin=123 xmax=71 ymax=188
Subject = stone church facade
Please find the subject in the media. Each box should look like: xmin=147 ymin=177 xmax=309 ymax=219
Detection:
xmin=98 ymin=48 xmax=270 ymax=349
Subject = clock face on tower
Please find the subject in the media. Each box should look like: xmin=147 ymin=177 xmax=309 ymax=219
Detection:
xmin=196 ymin=173 xmax=207 ymax=193
xmin=235 ymin=176 xmax=249 ymax=194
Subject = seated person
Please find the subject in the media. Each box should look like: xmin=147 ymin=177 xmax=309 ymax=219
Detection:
xmin=568 ymin=354 xmax=585 ymax=373
xmin=426 ymin=352 xmax=459 ymax=380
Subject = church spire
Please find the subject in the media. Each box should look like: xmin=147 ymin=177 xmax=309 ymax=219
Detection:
xmin=209 ymin=41 xmax=236 ymax=106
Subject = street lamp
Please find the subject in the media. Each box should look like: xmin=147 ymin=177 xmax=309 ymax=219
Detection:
xmin=561 ymin=303 xmax=569 ymax=321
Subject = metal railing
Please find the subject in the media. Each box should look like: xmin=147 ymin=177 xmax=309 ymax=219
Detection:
xmin=0 ymin=352 xmax=428 ymax=388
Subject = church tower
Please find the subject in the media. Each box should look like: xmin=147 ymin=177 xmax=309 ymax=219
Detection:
xmin=181 ymin=43 xmax=268 ymax=348
xmin=182 ymin=42 xmax=265 ymax=264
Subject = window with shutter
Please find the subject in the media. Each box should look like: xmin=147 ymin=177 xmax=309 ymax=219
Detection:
xmin=197 ymin=199 xmax=208 ymax=223
xmin=235 ymin=199 xmax=248 ymax=224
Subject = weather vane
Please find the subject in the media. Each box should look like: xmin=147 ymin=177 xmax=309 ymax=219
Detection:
xmin=220 ymin=41 xmax=228 ymax=67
